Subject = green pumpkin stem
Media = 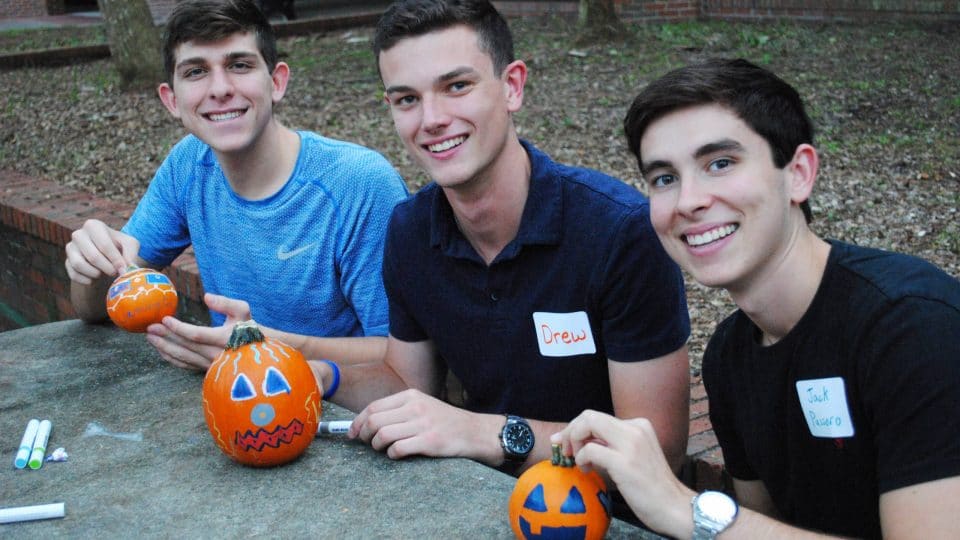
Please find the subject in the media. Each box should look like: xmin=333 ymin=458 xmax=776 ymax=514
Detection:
xmin=551 ymin=443 xmax=576 ymax=467
xmin=226 ymin=320 xmax=265 ymax=349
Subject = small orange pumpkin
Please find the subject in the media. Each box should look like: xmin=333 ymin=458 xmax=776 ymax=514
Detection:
xmin=508 ymin=444 xmax=611 ymax=540
xmin=105 ymin=265 xmax=178 ymax=333
xmin=202 ymin=320 xmax=321 ymax=467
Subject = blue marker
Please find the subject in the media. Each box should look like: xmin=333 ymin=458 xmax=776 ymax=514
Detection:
xmin=14 ymin=419 xmax=40 ymax=469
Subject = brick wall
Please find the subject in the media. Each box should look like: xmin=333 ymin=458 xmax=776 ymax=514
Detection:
xmin=700 ymin=0 xmax=960 ymax=22
xmin=619 ymin=0 xmax=699 ymax=23
xmin=0 ymin=169 xmax=208 ymax=333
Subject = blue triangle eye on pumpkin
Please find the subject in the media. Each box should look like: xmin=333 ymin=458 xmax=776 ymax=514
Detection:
xmin=508 ymin=444 xmax=611 ymax=539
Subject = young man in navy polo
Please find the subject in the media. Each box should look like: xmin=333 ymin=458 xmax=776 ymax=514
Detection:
xmin=313 ymin=0 xmax=691 ymax=479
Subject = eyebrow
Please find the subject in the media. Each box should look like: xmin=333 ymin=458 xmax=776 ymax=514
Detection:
xmin=384 ymin=66 xmax=478 ymax=96
xmin=640 ymin=138 xmax=746 ymax=176
xmin=175 ymin=51 xmax=259 ymax=71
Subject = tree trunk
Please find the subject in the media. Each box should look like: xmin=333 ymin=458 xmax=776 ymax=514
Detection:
xmin=97 ymin=0 xmax=163 ymax=91
xmin=577 ymin=0 xmax=626 ymax=43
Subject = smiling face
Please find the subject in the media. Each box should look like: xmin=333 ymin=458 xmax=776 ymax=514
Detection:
xmin=378 ymin=25 xmax=524 ymax=190
xmin=641 ymin=104 xmax=813 ymax=294
xmin=157 ymin=32 xmax=288 ymax=157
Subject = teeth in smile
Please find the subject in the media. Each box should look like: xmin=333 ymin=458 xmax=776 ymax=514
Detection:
xmin=209 ymin=111 xmax=242 ymax=122
xmin=686 ymin=224 xmax=738 ymax=247
xmin=427 ymin=136 xmax=465 ymax=153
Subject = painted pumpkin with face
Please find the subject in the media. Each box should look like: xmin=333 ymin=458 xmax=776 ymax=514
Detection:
xmin=508 ymin=444 xmax=611 ymax=540
xmin=106 ymin=265 xmax=178 ymax=333
xmin=202 ymin=320 xmax=321 ymax=467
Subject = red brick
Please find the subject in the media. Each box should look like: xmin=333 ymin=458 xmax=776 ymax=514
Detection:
xmin=689 ymin=415 xmax=714 ymax=437
xmin=689 ymin=398 xmax=710 ymax=419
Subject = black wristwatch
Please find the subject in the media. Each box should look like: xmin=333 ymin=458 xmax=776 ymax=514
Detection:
xmin=500 ymin=415 xmax=534 ymax=463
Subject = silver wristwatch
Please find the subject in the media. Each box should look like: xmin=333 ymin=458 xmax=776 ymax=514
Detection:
xmin=691 ymin=490 xmax=738 ymax=539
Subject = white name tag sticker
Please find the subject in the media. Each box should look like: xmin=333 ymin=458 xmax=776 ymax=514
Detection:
xmin=795 ymin=377 xmax=855 ymax=438
xmin=532 ymin=311 xmax=597 ymax=357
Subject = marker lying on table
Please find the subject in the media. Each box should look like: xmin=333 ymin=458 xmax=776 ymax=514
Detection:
xmin=14 ymin=419 xmax=40 ymax=469
xmin=317 ymin=420 xmax=352 ymax=435
xmin=28 ymin=420 xmax=52 ymax=470
xmin=0 ymin=502 xmax=65 ymax=524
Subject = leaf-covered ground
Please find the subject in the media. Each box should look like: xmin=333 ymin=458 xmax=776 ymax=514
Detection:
xmin=1 ymin=17 xmax=957 ymax=367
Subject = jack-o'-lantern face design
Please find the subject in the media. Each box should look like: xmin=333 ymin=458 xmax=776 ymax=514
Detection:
xmin=508 ymin=446 xmax=611 ymax=540
xmin=202 ymin=321 xmax=321 ymax=467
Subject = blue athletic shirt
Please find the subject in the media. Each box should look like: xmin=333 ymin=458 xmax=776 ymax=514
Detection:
xmin=123 ymin=131 xmax=408 ymax=336
xmin=383 ymin=140 xmax=690 ymax=421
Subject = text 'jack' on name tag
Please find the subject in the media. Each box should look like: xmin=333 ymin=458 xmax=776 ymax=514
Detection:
xmin=795 ymin=376 xmax=855 ymax=438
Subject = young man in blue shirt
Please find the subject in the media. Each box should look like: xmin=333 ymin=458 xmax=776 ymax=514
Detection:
xmin=64 ymin=0 xmax=408 ymax=370
xmin=553 ymin=58 xmax=960 ymax=539
xmin=315 ymin=0 xmax=692 ymax=478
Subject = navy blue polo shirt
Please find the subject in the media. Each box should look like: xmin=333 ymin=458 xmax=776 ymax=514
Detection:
xmin=383 ymin=140 xmax=689 ymax=421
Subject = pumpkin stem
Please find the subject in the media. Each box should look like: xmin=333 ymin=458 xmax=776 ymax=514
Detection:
xmin=226 ymin=320 xmax=265 ymax=349
xmin=551 ymin=443 xmax=576 ymax=467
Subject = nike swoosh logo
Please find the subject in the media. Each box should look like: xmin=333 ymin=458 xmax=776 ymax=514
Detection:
xmin=276 ymin=243 xmax=317 ymax=261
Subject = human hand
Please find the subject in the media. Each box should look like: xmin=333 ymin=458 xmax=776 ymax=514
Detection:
xmin=145 ymin=293 xmax=252 ymax=371
xmin=551 ymin=410 xmax=695 ymax=535
xmin=64 ymin=219 xmax=140 ymax=285
xmin=348 ymin=388 xmax=483 ymax=460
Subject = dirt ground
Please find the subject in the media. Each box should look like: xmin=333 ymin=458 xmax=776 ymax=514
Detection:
xmin=1 ymin=16 xmax=957 ymax=366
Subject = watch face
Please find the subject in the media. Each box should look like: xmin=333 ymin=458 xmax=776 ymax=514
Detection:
xmin=504 ymin=423 xmax=534 ymax=454
xmin=698 ymin=491 xmax=738 ymax=522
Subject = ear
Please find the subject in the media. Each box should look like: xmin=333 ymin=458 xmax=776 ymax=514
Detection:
xmin=502 ymin=60 xmax=527 ymax=113
xmin=786 ymin=143 xmax=818 ymax=207
xmin=270 ymin=61 xmax=291 ymax=103
xmin=157 ymin=82 xmax=181 ymax=119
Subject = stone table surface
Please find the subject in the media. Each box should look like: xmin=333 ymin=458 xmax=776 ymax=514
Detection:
xmin=0 ymin=320 xmax=658 ymax=538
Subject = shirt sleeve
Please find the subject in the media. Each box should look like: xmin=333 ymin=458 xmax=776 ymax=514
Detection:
xmin=860 ymin=296 xmax=960 ymax=493
xmin=599 ymin=206 xmax=690 ymax=362
xmin=702 ymin=318 xmax=759 ymax=481
xmin=121 ymin=147 xmax=191 ymax=268
xmin=382 ymin=206 xmax=428 ymax=343
xmin=334 ymin=156 xmax=409 ymax=337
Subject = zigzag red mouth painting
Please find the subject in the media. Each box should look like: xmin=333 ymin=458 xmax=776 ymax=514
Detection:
xmin=234 ymin=418 xmax=305 ymax=452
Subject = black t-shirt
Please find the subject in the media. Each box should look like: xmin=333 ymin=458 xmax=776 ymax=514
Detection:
xmin=704 ymin=240 xmax=960 ymax=538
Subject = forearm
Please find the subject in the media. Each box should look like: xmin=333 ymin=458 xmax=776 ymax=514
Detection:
xmin=270 ymin=331 xmax=387 ymax=366
xmin=638 ymin=486 xmax=842 ymax=540
xmin=70 ymin=277 xmax=111 ymax=322
xmin=312 ymin=359 xmax=408 ymax=413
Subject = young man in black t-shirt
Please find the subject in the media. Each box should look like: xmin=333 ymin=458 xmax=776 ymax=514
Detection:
xmin=552 ymin=58 xmax=960 ymax=539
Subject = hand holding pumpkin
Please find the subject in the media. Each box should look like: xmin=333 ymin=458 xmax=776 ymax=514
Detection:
xmin=146 ymin=293 xmax=251 ymax=371
xmin=551 ymin=410 xmax=697 ymax=538
xmin=64 ymin=218 xmax=140 ymax=285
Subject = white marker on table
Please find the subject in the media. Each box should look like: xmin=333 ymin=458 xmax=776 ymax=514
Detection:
xmin=0 ymin=502 xmax=65 ymax=524
xmin=317 ymin=420 xmax=352 ymax=435
xmin=14 ymin=419 xmax=40 ymax=469
xmin=27 ymin=419 xmax=52 ymax=470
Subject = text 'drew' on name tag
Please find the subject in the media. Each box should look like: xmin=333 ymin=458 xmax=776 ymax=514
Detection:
xmin=532 ymin=311 xmax=597 ymax=357
xmin=795 ymin=377 xmax=854 ymax=438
